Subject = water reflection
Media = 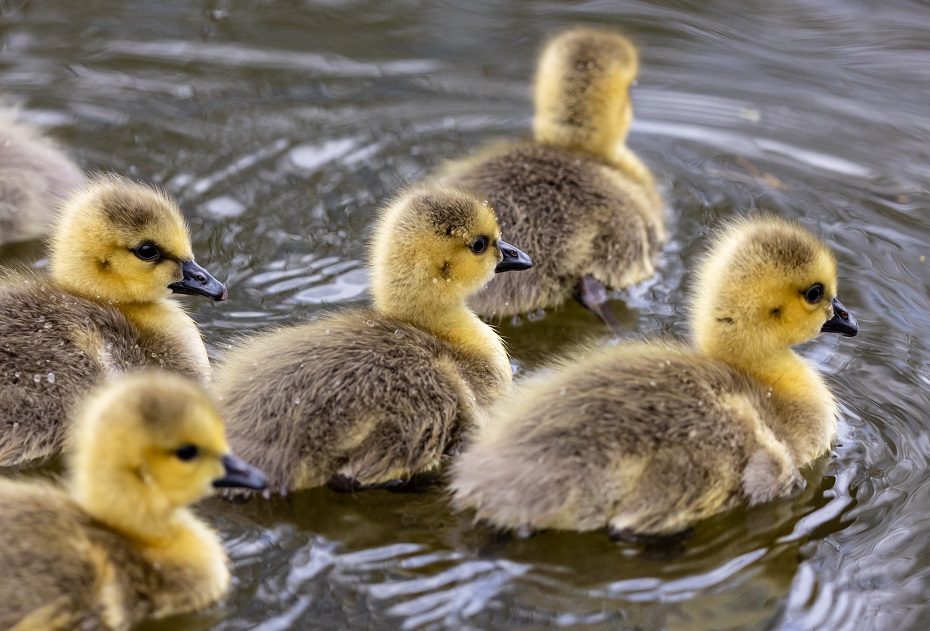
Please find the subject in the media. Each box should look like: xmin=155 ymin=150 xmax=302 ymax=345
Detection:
xmin=3 ymin=0 xmax=930 ymax=629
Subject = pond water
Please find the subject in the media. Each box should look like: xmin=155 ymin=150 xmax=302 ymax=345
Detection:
xmin=2 ymin=0 xmax=929 ymax=629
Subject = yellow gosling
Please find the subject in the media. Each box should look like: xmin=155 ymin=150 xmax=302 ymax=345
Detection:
xmin=451 ymin=216 xmax=858 ymax=537
xmin=0 ymin=371 xmax=266 ymax=630
xmin=215 ymin=186 xmax=532 ymax=493
xmin=0 ymin=174 xmax=227 ymax=466
xmin=436 ymin=27 xmax=664 ymax=326
xmin=0 ymin=106 xmax=83 ymax=245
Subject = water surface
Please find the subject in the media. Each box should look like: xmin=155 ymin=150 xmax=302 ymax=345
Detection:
xmin=2 ymin=1 xmax=929 ymax=629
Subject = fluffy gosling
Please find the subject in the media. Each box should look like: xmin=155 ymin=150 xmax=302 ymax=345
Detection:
xmin=0 ymin=106 xmax=83 ymax=245
xmin=451 ymin=216 xmax=858 ymax=537
xmin=0 ymin=174 xmax=227 ymax=466
xmin=216 ymin=186 xmax=532 ymax=493
xmin=437 ymin=27 xmax=664 ymax=326
xmin=0 ymin=371 xmax=266 ymax=630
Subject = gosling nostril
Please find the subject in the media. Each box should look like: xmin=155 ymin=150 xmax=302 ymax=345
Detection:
xmin=194 ymin=273 xmax=207 ymax=284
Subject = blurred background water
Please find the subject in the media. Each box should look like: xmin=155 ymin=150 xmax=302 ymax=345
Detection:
xmin=2 ymin=0 xmax=929 ymax=629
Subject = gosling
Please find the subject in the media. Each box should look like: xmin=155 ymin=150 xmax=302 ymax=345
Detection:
xmin=216 ymin=186 xmax=532 ymax=493
xmin=0 ymin=106 xmax=83 ymax=245
xmin=0 ymin=174 xmax=227 ymax=466
xmin=0 ymin=371 xmax=266 ymax=630
xmin=451 ymin=216 xmax=858 ymax=537
xmin=436 ymin=28 xmax=664 ymax=326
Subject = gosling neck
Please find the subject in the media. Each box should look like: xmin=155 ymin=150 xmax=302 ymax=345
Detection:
xmin=50 ymin=267 xmax=171 ymax=330
xmin=50 ymin=267 xmax=210 ymax=378
xmin=116 ymin=298 xmax=197 ymax=339
xmin=608 ymin=143 xmax=662 ymax=206
xmin=72 ymin=471 xmax=229 ymax=611
xmin=697 ymin=331 xmax=836 ymax=461
xmin=374 ymin=287 xmax=509 ymax=375
xmin=713 ymin=342 xmax=808 ymax=393
xmin=72 ymin=469 xmax=195 ymax=546
xmin=534 ymin=117 xmax=619 ymax=163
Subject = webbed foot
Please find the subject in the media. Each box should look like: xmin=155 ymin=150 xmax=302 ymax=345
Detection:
xmin=574 ymin=274 xmax=621 ymax=332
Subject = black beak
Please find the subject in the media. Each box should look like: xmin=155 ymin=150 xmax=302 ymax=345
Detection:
xmin=213 ymin=454 xmax=268 ymax=490
xmin=495 ymin=240 xmax=533 ymax=273
xmin=821 ymin=297 xmax=858 ymax=337
xmin=169 ymin=260 xmax=228 ymax=301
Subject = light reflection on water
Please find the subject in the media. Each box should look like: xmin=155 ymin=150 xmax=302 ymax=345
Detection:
xmin=2 ymin=0 xmax=930 ymax=629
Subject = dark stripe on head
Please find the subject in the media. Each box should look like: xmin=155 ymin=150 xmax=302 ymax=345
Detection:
xmin=410 ymin=191 xmax=477 ymax=237
xmin=137 ymin=390 xmax=190 ymax=429
xmin=747 ymin=228 xmax=816 ymax=270
xmin=87 ymin=175 xmax=181 ymax=233
xmin=102 ymin=195 xmax=160 ymax=231
xmin=557 ymin=30 xmax=636 ymax=81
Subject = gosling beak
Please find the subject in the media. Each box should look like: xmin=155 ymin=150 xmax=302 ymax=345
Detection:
xmin=169 ymin=260 xmax=228 ymax=301
xmin=213 ymin=454 xmax=268 ymax=490
xmin=821 ymin=297 xmax=858 ymax=337
xmin=495 ymin=240 xmax=533 ymax=273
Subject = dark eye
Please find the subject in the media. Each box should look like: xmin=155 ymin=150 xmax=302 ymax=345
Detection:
xmin=470 ymin=236 xmax=489 ymax=254
xmin=175 ymin=444 xmax=199 ymax=461
xmin=133 ymin=243 xmax=162 ymax=262
xmin=804 ymin=283 xmax=824 ymax=304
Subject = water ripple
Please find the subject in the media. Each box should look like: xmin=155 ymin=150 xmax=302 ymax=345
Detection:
xmin=3 ymin=0 xmax=930 ymax=629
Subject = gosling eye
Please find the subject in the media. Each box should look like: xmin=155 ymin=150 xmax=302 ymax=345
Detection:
xmin=133 ymin=242 xmax=162 ymax=262
xmin=804 ymin=283 xmax=824 ymax=304
xmin=175 ymin=444 xmax=199 ymax=461
xmin=470 ymin=236 xmax=489 ymax=255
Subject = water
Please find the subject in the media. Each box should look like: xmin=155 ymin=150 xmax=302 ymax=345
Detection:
xmin=2 ymin=0 xmax=929 ymax=629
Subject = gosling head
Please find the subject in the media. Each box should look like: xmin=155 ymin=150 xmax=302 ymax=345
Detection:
xmin=69 ymin=371 xmax=266 ymax=528
xmin=370 ymin=186 xmax=532 ymax=317
xmin=48 ymin=174 xmax=227 ymax=306
xmin=691 ymin=216 xmax=858 ymax=363
xmin=533 ymin=27 xmax=639 ymax=158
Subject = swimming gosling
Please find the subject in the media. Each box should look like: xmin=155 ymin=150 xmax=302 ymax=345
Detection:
xmin=451 ymin=216 xmax=858 ymax=537
xmin=0 ymin=106 xmax=83 ymax=245
xmin=216 ymin=186 xmax=532 ymax=493
xmin=436 ymin=27 xmax=664 ymax=327
xmin=0 ymin=174 xmax=227 ymax=466
xmin=0 ymin=371 xmax=266 ymax=630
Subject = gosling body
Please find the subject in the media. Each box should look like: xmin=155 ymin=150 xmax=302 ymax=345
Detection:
xmin=451 ymin=217 xmax=858 ymax=536
xmin=0 ymin=372 xmax=266 ymax=630
xmin=438 ymin=28 xmax=664 ymax=322
xmin=0 ymin=482 xmax=228 ymax=629
xmin=0 ymin=275 xmax=204 ymax=466
xmin=217 ymin=187 xmax=532 ymax=493
xmin=0 ymin=175 xmax=227 ymax=466
xmin=0 ymin=107 xmax=83 ymax=245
